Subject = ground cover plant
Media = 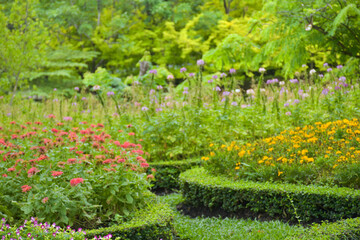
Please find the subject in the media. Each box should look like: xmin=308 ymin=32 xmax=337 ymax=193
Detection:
xmin=0 ymin=120 xmax=154 ymax=229
xmin=203 ymin=118 xmax=360 ymax=188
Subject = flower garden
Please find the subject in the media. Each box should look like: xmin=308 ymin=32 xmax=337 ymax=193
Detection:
xmin=1 ymin=59 xmax=360 ymax=239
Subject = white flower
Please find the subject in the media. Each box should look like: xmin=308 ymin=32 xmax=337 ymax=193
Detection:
xmin=93 ymin=85 xmax=101 ymax=91
xmin=305 ymin=24 xmax=312 ymax=31
xmin=260 ymin=88 xmax=266 ymax=92
xmin=235 ymin=89 xmax=241 ymax=93
xmin=279 ymin=81 xmax=285 ymax=86
xmin=246 ymin=89 xmax=255 ymax=95
xmin=309 ymin=69 xmax=316 ymax=75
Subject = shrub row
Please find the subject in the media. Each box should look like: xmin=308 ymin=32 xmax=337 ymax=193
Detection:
xmin=149 ymin=158 xmax=202 ymax=191
xmin=288 ymin=217 xmax=360 ymax=239
xmin=85 ymin=199 xmax=175 ymax=239
xmin=179 ymin=167 xmax=360 ymax=223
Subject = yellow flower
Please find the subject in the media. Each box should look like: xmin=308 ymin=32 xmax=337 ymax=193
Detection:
xmin=278 ymin=171 xmax=283 ymax=176
xmin=238 ymin=150 xmax=246 ymax=157
xmin=268 ymin=148 xmax=274 ymax=152
xmin=333 ymin=164 xmax=338 ymax=169
xmin=209 ymin=143 xmax=214 ymax=147
xmin=210 ymin=152 xmax=215 ymax=157
xmin=235 ymin=166 xmax=240 ymax=170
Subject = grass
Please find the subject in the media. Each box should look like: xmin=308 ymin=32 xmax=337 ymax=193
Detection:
xmin=159 ymin=193 xmax=305 ymax=240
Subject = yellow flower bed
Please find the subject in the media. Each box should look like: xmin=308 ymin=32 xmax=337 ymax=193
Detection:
xmin=203 ymin=119 xmax=360 ymax=188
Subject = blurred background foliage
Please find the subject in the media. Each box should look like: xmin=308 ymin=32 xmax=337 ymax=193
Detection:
xmin=0 ymin=0 xmax=360 ymax=94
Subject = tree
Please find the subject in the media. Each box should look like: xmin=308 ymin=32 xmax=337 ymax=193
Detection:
xmin=0 ymin=0 xmax=48 ymax=104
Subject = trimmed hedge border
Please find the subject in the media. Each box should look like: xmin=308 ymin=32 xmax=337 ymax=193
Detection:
xmin=149 ymin=158 xmax=202 ymax=191
xmin=288 ymin=217 xmax=360 ymax=239
xmin=179 ymin=167 xmax=360 ymax=223
xmin=85 ymin=199 xmax=175 ymax=239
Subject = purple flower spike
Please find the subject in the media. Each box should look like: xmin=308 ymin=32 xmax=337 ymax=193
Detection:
xmin=229 ymin=68 xmax=236 ymax=74
xmin=180 ymin=67 xmax=187 ymax=73
xmin=197 ymin=59 xmax=205 ymax=66
xmin=149 ymin=69 xmax=157 ymax=75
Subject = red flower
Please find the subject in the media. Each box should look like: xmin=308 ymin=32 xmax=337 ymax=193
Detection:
xmin=2 ymin=174 xmax=7 ymax=177
xmin=140 ymin=162 xmax=149 ymax=168
xmin=67 ymin=158 xmax=77 ymax=164
xmin=51 ymin=128 xmax=59 ymax=133
xmin=7 ymin=167 xmax=15 ymax=172
xmin=21 ymin=185 xmax=32 ymax=192
xmin=27 ymin=167 xmax=39 ymax=177
xmin=51 ymin=171 xmax=63 ymax=177
xmin=10 ymin=121 xmax=16 ymax=125
xmin=147 ymin=174 xmax=154 ymax=180
xmin=70 ymin=178 xmax=84 ymax=187
xmin=103 ymin=159 xmax=113 ymax=164
xmin=128 ymin=132 xmax=135 ymax=136
xmin=42 ymin=197 xmax=49 ymax=203
xmin=47 ymin=114 xmax=55 ymax=119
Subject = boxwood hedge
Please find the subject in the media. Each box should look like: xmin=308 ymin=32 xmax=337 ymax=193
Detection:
xmin=149 ymin=158 xmax=202 ymax=191
xmin=85 ymin=199 xmax=175 ymax=239
xmin=180 ymin=167 xmax=360 ymax=223
xmin=288 ymin=217 xmax=360 ymax=239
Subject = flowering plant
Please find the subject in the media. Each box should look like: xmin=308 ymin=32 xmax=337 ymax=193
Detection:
xmin=0 ymin=121 xmax=152 ymax=228
xmin=203 ymin=119 xmax=360 ymax=188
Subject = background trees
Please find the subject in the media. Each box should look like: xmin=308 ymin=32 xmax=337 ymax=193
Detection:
xmin=0 ymin=0 xmax=359 ymax=93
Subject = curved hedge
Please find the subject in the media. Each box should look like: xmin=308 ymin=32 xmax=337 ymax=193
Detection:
xmin=180 ymin=167 xmax=360 ymax=223
xmin=149 ymin=158 xmax=202 ymax=191
xmin=85 ymin=199 xmax=175 ymax=239
xmin=288 ymin=217 xmax=360 ymax=239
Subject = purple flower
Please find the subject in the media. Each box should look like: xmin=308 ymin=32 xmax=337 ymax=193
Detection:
xmin=141 ymin=107 xmax=149 ymax=111
xmin=266 ymin=79 xmax=273 ymax=84
xmin=231 ymin=102 xmax=238 ymax=106
xmin=63 ymin=117 xmax=72 ymax=121
xmin=180 ymin=67 xmax=187 ymax=73
xmin=222 ymin=91 xmax=230 ymax=96
xmin=213 ymin=75 xmax=218 ymax=79
xmin=157 ymin=85 xmax=163 ymax=90
xmin=93 ymin=85 xmax=101 ymax=91
xmin=259 ymin=67 xmax=266 ymax=73
xmin=220 ymin=73 xmax=227 ymax=78
xmin=339 ymin=76 xmax=346 ymax=82
xmin=74 ymin=87 xmax=79 ymax=91
xmin=167 ymin=75 xmax=174 ymax=80
xmin=229 ymin=68 xmax=236 ymax=74
xmin=197 ymin=59 xmax=205 ymax=66
xmin=189 ymin=73 xmax=195 ymax=77
xmin=322 ymin=88 xmax=329 ymax=95
xmin=149 ymin=69 xmax=157 ymax=75
xmin=272 ymin=78 xmax=279 ymax=83
xmin=335 ymin=86 xmax=341 ymax=90
xmin=156 ymin=108 xmax=163 ymax=112
xmin=82 ymin=97 xmax=87 ymax=101
xmin=285 ymin=111 xmax=291 ymax=116
xmin=293 ymin=99 xmax=300 ymax=104
xmin=53 ymin=88 xmax=57 ymax=91
xmin=183 ymin=90 xmax=189 ymax=95
xmin=284 ymin=103 xmax=290 ymax=107
xmin=184 ymin=87 xmax=188 ymax=91
xmin=327 ymin=68 xmax=333 ymax=72
xmin=133 ymin=81 xmax=140 ymax=85
xmin=323 ymin=63 xmax=328 ymax=67
xmin=319 ymin=74 xmax=324 ymax=78
xmin=289 ymin=79 xmax=298 ymax=84
xmin=208 ymin=79 xmax=213 ymax=83
xmin=107 ymin=91 xmax=114 ymax=96
xmin=214 ymin=86 xmax=221 ymax=91
xmin=149 ymin=89 xmax=155 ymax=95
xmin=53 ymin=98 xmax=58 ymax=102
xmin=298 ymin=89 xmax=304 ymax=95
xmin=337 ymin=65 xmax=343 ymax=69
xmin=6 ymin=113 xmax=11 ymax=117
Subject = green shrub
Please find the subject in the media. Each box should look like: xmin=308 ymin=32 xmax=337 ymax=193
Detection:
xmin=149 ymin=158 xmax=202 ymax=191
xmin=85 ymin=199 xmax=175 ymax=240
xmin=288 ymin=217 xmax=360 ymax=239
xmin=180 ymin=168 xmax=360 ymax=223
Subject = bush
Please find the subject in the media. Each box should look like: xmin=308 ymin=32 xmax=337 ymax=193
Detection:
xmin=288 ymin=217 xmax=360 ymax=239
xmin=85 ymin=199 xmax=175 ymax=240
xmin=0 ymin=121 xmax=151 ymax=227
xmin=180 ymin=167 xmax=360 ymax=223
xmin=149 ymin=158 xmax=202 ymax=191
xmin=203 ymin=119 xmax=360 ymax=188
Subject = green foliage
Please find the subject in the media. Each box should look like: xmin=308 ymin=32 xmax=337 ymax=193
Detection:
xmin=149 ymin=159 xmax=202 ymax=191
xmin=85 ymin=199 xmax=175 ymax=239
xmin=180 ymin=167 xmax=360 ymax=223
xmin=288 ymin=217 xmax=360 ymax=239
xmin=83 ymin=67 xmax=126 ymax=90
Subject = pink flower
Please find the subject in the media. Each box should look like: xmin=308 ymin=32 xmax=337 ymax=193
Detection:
xmin=42 ymin=197 xmax=49 ymax=203
xmin=27 ymin=167 xmax=39 ymax=177
xmin=128 ymin=132 xmax=135 ymax=136
xmin=51 ymin=171 xmax=63 ymax=177
xmin=140 ymin=162 xmax=149 ymax=168
xmin=70 ymin=178 xmax=84 ymax=187
xmin=21 ymin=185 xmax=32 ymax=193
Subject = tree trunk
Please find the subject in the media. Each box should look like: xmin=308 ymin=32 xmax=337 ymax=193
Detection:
xmin=10 ymin=73 xmax=20 ymax=106
xmin=97 ymin=0 xmax=101 ymax=26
